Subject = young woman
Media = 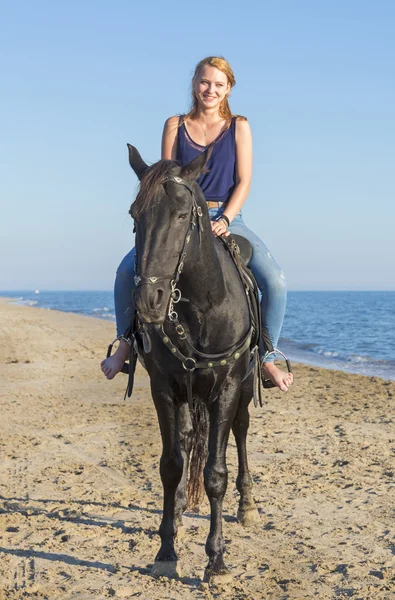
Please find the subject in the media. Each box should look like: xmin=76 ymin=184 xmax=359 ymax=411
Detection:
xmin=101 ymin=56 xmax=293 ymax=391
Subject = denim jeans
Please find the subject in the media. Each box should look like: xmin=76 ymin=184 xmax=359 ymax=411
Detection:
xmin=114 ymin=209 xmax=287 ymax=362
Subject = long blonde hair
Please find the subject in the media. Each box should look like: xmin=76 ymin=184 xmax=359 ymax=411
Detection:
xmin=185 ymin=56 xmax=239 ymax=123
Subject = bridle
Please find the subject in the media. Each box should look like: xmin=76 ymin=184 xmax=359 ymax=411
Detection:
xmin=133 ymin=175 xmax=204 ymax=323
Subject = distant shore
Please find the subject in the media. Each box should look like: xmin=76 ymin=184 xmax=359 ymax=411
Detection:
xmin=0 ymin=297 xmax=394 ymax=598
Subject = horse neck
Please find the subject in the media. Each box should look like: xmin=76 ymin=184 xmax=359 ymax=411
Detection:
xmin=180 ymin=225 xmax=226 ymax=304
xmin=177 ymin=225 xmax=250 ymax=348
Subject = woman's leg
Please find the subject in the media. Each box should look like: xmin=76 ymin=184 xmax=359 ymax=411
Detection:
xmin=226 ymin=214 xmax=293 ymax=391
xmin=228 ymin=215 xmax=286 ymax=351
xmin=101 ymin=249 xmax=136 ymax=380
xmin=114 ymin=249 xmax=137 ymax=337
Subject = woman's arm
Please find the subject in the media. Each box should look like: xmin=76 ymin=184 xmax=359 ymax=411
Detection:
xmin=223 ymin=118 xmax=252 ymax=223
xmin=161 ymin=116 xmax=179 ymax=160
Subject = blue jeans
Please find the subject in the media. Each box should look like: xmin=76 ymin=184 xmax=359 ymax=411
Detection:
xmin=114 ymin=210 xmax=287 ymax=362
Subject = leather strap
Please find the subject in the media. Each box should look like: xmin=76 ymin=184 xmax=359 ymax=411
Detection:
xmin=156 ymin=324 xmax=253 ymax=370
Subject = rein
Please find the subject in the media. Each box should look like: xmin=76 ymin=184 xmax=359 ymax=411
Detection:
xmin=133 ymin=175 xmax=259 ymax=408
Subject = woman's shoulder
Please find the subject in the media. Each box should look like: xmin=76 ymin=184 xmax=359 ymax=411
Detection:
xmin=164 ymin=115 xmax=184 ymax=128
xmin=233 ymin=115 xmax=251 ymax=132
xmin=233 ymin=114 xmax=248 ymax=122
xmin=233 ymin=116 xmax=252 ymax=145
xmin=232 ymin=115 xmax=250 ymax=135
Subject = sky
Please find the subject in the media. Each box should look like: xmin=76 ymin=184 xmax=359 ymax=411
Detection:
xmin=1 ymin=0 xmax=394 ymax=291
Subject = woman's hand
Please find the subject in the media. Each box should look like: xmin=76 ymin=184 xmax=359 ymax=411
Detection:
xmin=211 ymin=218 xmax=230 ymax=237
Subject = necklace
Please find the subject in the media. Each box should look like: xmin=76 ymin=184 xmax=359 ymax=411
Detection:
xmin=196 ymin=118 xmax=222 ymax=138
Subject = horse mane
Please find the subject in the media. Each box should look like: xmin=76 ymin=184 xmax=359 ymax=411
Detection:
xmin=129 ymin=160 xmax=180 ymax=220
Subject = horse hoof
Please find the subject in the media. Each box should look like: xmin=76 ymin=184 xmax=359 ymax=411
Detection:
xmin=151 ymin=560 xmax=181 ymax=579
xmin=237 ymin=507 xmax=260 ymax=527
xmin=203 ymin=568 xmax=233 ymax=585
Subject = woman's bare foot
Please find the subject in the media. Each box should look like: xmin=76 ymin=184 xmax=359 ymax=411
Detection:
xmin=262 ymin=362 xmax=293 ymax=392
xmin=101 ymin=339 xmax=130 ymax=380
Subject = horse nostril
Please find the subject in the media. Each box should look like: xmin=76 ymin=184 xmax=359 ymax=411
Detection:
xmin=148 ymin=287 xmax=164 ymax=310
xmin=155 ymin=288 xmax=164 ymax=308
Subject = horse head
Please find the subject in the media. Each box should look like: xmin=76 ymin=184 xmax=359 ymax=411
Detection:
xmin=127 ymin=144 xmax=212 ymax=324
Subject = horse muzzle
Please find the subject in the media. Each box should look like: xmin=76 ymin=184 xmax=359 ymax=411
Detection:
xmin=134 ymin=283 xmax=169 ymax=324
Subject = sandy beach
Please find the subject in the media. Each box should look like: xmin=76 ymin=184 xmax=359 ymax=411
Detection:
xmin=0 ymin=297 xmax=394 ymax=599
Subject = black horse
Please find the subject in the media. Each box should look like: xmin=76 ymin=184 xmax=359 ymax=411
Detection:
xmin=127 ymin=144 xmax=261 ymax=584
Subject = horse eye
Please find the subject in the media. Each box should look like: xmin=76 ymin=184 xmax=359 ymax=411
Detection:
xmin=178 ymin=213 xmax=188 ymax=220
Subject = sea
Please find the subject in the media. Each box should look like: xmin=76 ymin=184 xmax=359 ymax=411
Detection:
xmin=1 ymin=290 xmax=394 ymax=381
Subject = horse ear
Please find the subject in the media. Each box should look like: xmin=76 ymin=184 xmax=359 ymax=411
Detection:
xmin=127 ymin=144 xmax=149 ymax=180
xmin=180 ymin=145 xmax=213 ymax=181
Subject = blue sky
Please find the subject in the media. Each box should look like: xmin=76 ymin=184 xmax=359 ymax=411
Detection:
xmin=1 ymin=0 xmax=394 ymax=291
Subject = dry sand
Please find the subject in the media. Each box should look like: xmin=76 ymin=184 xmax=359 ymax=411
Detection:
xmin=0 ymin=298 xmax=394 ymax=599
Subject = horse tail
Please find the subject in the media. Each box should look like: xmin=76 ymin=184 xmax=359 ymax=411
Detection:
xmin=187 ymin=400 xmax=209 ymax=511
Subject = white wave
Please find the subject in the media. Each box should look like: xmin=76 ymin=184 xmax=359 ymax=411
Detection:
xmin=315 ymin=348 xmax=339 ymax=358
xmin=15 ymin=299 xmax=38 ymax=307
xmin=347 ymin=355 xmax=370 ymax=364
xmin=315 ymin=347 xmax=371 ymax=364
xmin=305 ymin=346 xmax=375 ymax=366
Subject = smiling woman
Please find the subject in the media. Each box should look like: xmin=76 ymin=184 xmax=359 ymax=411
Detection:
xmin=101 ymin=56 xmax=293 ymax=392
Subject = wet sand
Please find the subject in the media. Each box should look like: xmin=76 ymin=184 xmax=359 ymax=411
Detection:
xmin=0 ymin=298 xmax=394 ymax=599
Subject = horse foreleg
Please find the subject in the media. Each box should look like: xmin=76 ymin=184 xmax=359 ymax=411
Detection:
xmin=232 ymin=384 xmax=260 ymax=527
xmin=174 ymin=402 xmax=193 ymax=530
xmin=151 ymin=389 xmax=183 ymax=578
xmin=203 ymin=397 xmax=238 ymax=584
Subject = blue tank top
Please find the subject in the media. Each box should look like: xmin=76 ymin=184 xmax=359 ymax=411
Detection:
xmin=176 ymin=116 xmax=236 ymax=203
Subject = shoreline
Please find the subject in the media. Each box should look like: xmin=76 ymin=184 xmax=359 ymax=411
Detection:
xmin=1 ymin=295 xmax=393 ymax=383
xmin=1 ymin=298 xmax=394 ymax=598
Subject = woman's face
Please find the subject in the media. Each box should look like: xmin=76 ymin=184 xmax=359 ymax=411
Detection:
xmin=194 ymin=65 xmax=231 ymax=111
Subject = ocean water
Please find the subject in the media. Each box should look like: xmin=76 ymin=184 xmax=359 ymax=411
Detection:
xmin=280 ymin=291 xmax=394 ymax=381
xmin=1 ymin=290 xmax=394 ymax=381
xmin=0 ymin=291 xmax=116 ymax=322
